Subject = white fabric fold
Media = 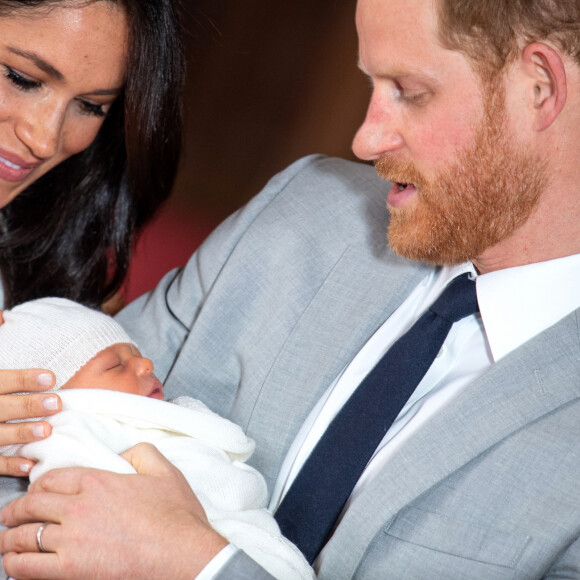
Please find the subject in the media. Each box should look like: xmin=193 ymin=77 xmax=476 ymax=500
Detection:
xmin=4 ymin=390 xmax=313 ymax=580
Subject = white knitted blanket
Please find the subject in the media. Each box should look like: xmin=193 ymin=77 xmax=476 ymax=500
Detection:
xmin=7 ymin=390 xmax=313 ymax=580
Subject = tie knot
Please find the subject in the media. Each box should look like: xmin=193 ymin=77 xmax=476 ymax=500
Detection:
xmin=429 ymin=273 xmax=479 ymax=323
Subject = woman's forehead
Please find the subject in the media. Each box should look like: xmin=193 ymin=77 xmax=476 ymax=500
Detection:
xmin=0 ymin=0 xmax=124 ymax=18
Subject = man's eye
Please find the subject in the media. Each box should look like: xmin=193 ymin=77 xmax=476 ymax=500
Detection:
xmin=394 ymin=81 xmax=428 ymax=105
xmin=402 ymin=91 xmax=426 ymax=104
xmin=4 ymin=66 xmax=41 ymax=91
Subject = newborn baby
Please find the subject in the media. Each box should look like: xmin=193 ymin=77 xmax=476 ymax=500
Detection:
xmin=0 ymin=298 xmax=313 ymax=580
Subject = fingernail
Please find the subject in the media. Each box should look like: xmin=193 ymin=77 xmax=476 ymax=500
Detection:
xmin=42 ymin=396 xmax=58 ymax=411
xmin=19 ymin=463 xmax=31 ymax=474
xmin=37 ymin=373 xmax=53 ymax=387
xmin=32 ymin=424 xmax=46 ymax=438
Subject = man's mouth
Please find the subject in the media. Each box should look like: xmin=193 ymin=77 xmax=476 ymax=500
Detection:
xmin=387 ymin=181 xmax=418 ymax=208
xmin=396 ymin=182 xmax=416 ymax=192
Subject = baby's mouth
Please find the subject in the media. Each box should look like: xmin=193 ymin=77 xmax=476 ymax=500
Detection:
xmin=147 ymin=376 xmax=165 ymax=399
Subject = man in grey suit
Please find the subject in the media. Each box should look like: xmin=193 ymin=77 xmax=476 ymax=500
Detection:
xmin=2 ymin=0 xmax=580 ymax=578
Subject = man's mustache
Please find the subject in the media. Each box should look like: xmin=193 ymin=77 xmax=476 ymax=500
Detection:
xmin=375 ymin=156 xmax=427 ymax=191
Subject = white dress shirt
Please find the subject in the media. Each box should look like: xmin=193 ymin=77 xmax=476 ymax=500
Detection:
xmin=268 ymin=253 xmax=580 ymax=572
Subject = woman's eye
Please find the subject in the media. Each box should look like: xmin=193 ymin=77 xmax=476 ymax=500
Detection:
xmin=78 ymin=99 xmax=106 ymax=118
xmin=4 ymin=66 xmax=41 ymax=91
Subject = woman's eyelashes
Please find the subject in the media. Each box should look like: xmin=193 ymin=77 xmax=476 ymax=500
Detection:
xmin=77 ymin=99 xmax=107 ymax=117
xmin=4 ymin=66 xmax=41 ymax=90
xmin=4 ymin=65 xmax=109 ymax=118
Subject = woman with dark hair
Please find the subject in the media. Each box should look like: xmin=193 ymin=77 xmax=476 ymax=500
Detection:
xmin=0 ymin=0 xmax=185 ymax=310
xmin=0 ymin=0 xmax=185 ymax=477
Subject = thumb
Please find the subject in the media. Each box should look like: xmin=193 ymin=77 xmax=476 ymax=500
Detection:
xmin=121 ymin=442 xmax=175 ymax=476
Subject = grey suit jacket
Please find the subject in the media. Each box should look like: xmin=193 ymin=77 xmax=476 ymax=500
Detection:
xmin=2 ymin=156 xmax=579 ymax=578
xmin=117 ymin=155 xmax=580 ymax=578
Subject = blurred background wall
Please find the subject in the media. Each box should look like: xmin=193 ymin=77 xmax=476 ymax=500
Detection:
xmin=123 ymin=0 xmax=372 ymax=300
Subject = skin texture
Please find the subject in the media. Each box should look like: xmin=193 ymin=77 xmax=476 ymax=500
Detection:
xmin=353 ymin=0 xmax=487 ymax=184
xmin=0 ymin=443 xmax=228 ymax=579
xmin=0 ymin=2 xmax=128 ymax=210
xmin=0 ymin=368 xmax=58 ymax=475
xmin=62 ymin=343 xmax=165 ymax=400
xmin=0 ymin=1 xmax=128 ymax=476
xmin=352 ymin=0 xmax=580 ymax=273
xmin=4 ymin=0 xmax=580 ymax=577
xmin=373 ymin=78 xmax=547 ymax=266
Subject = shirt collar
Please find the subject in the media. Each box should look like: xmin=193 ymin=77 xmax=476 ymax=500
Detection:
xmin=475 ymin=253 xmax=580 ymax=362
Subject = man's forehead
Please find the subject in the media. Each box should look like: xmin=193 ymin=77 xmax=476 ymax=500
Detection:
xmin=355 ymin=0 xmax=439 ymax=27
xmin=356 ymin=0 xmax=454 ymax=80
xmin=357 ymin=57 xmax=441 ymax=82
xmin=356 ymin=0 xmax=441 ymax=51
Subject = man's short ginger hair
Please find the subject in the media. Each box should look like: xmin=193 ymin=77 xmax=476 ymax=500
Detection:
xmin=437 ymin=0 xmax=580 ymax=78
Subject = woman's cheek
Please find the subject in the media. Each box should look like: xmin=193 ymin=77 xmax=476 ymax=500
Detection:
xmin=62 ymin=118 xmax=105 ymax=156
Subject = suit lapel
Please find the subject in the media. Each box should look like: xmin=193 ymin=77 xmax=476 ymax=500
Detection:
xmin=245 ymin=246 xmax=429 ymax=486
xmin=321 ymin=309 xmax=580 ymax=578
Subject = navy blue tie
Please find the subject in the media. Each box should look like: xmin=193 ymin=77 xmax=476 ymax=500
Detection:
xmin=274 ymin=273 xmax=479 ymax=563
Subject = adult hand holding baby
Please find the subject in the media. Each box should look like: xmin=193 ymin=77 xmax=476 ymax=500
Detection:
xmin=0 ymin=443 xmax=228 ymax=580
xmin=0 ymin=311 xmax=60 ymax=477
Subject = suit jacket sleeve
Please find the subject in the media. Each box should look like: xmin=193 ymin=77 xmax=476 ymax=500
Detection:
xmin=116 ymin=154 xmax=329 ymax=383
xmin=214 ymin=550 xmax=276 ymax=580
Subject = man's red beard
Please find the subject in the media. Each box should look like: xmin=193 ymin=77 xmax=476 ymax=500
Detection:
xmin=375 ymin=85 xmax=547 ymax=266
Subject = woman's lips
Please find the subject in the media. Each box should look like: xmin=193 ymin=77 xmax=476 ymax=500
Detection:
xmin=0 ymin=149 xmax=41 ymax=182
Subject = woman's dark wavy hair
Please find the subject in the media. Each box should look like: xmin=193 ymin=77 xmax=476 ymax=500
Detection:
xmin=0 ymin=0 xmax=185 ymax=308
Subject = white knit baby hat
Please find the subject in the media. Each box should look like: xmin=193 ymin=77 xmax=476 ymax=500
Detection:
xmin=0 ymin=297 xmax=137 ymax=390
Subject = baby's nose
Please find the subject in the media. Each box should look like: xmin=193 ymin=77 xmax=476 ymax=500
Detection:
xmin=136 ymin=356 xmax=154 ymax=375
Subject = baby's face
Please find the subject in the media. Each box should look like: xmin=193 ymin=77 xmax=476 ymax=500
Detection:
xmin=62 ymin=343 xmax=164 ymax=399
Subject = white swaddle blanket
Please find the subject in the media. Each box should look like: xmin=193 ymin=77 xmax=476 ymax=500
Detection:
xmin=5 ymin=389 xmax=313 ymax=580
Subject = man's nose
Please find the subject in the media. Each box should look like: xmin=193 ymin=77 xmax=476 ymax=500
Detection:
xmin=352 ymin=94 xmax=403 ymax=161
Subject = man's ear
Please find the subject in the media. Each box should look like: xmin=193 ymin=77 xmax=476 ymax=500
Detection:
xmin=520 ymin=42 xmax=567 ymax=131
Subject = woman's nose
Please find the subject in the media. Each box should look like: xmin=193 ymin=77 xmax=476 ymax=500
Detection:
xmin=352 ymin=95 xmax=404 ymax=161
xmin=14 ymin=100 xmax=65 ymax=160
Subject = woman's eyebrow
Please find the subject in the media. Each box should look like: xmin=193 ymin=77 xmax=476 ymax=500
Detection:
xmin=89 ymin=87 xmax=122 ymax=96
xmin=7 ymin=47 xmax=122 ymax=96
xmin=8 ymin=46 xmax=64 ymax=81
